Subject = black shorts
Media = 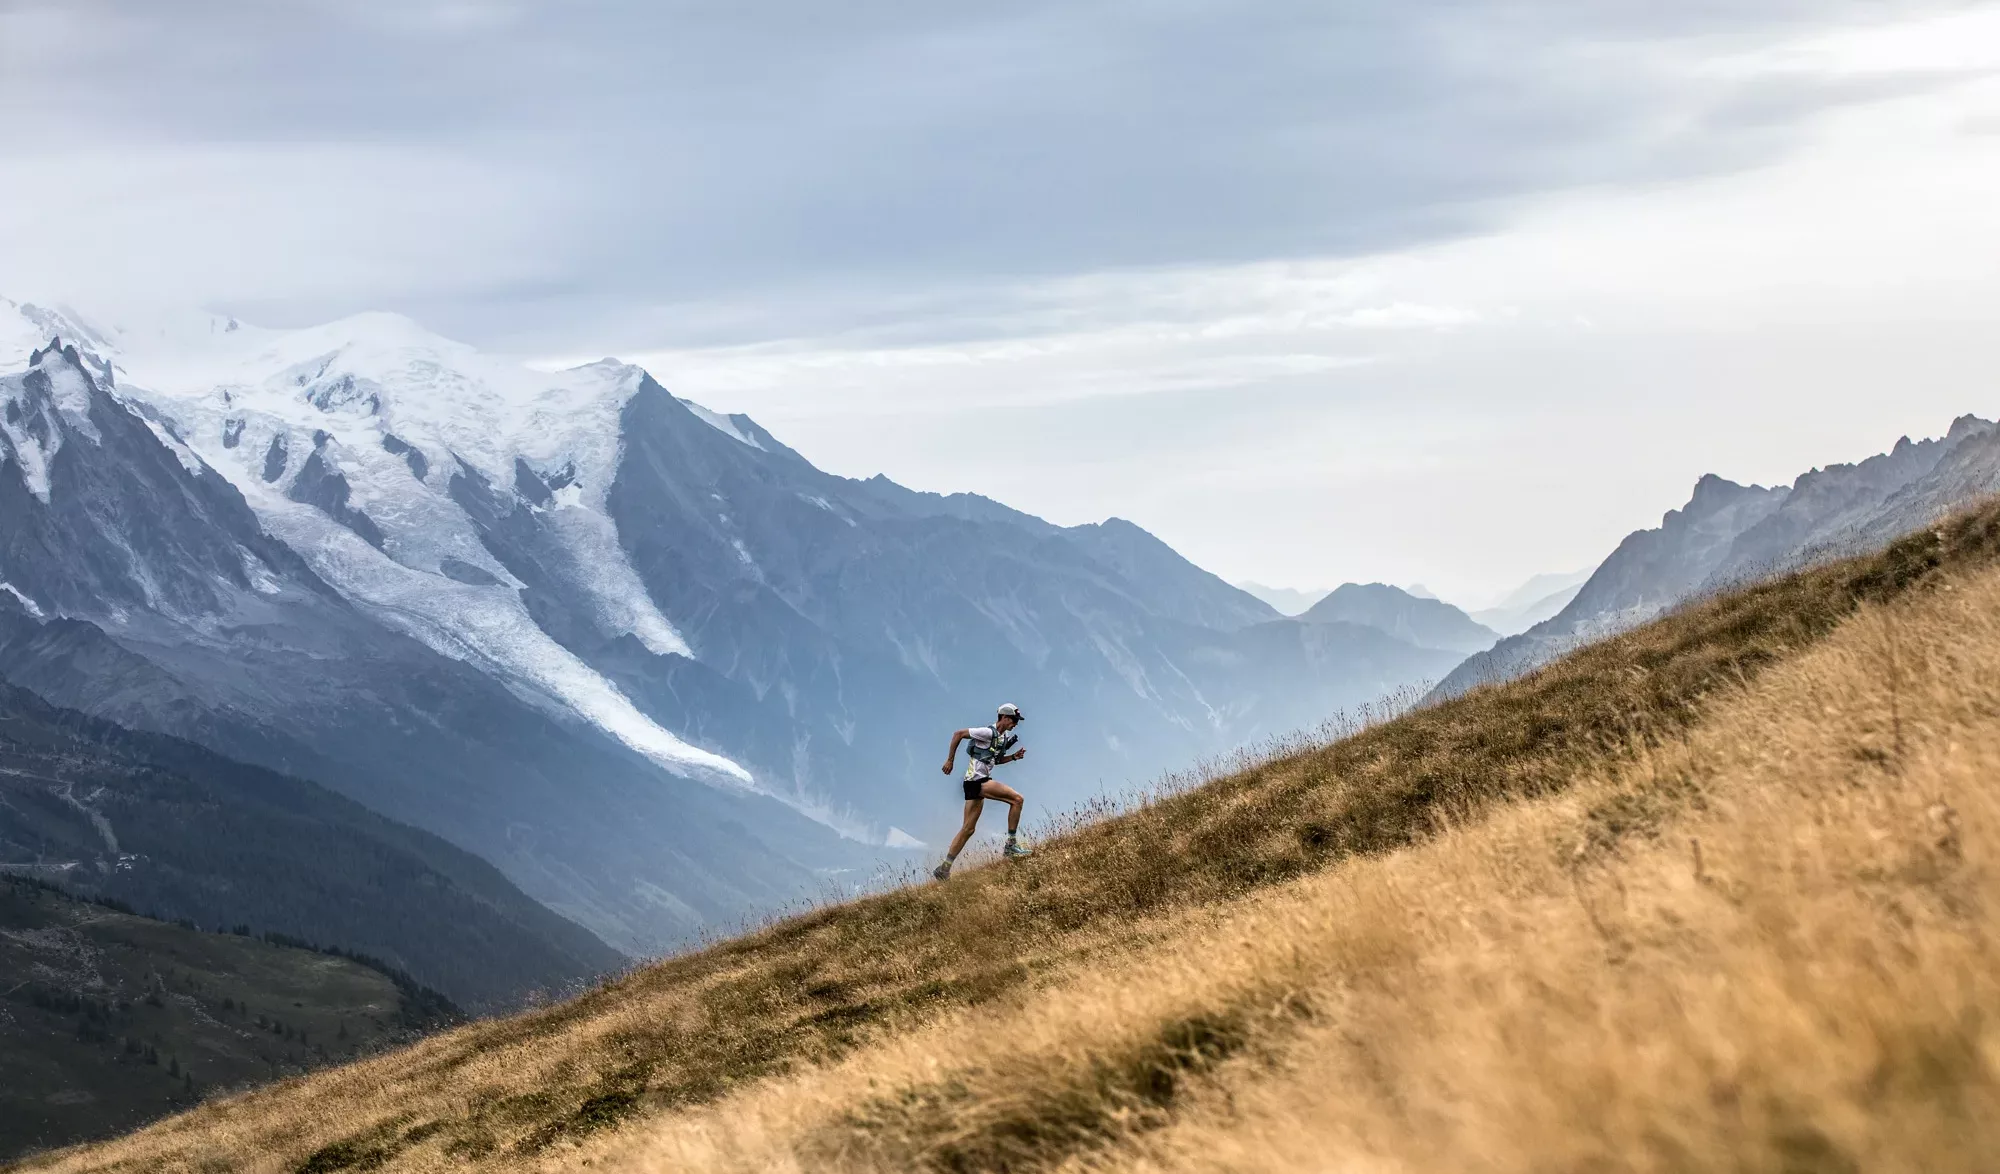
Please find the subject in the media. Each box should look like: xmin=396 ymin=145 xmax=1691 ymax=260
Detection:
xmin=962 ymin=774 xmax=990 ymax=801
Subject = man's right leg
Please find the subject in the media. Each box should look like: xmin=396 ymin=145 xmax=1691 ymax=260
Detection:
xmin=980 ymin=781 xmax=1032 ymax=859
xmin=935 ymin=798 xmax=984 ymax=879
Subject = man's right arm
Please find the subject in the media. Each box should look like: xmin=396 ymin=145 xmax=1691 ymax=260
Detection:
xmin=942 ymin=728 xmax=969 ymax=773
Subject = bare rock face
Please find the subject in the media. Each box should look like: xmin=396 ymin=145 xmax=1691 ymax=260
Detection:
xmin=1434 ymin=418 xmax=2000 ymax=699
xmin=287 ymin=436 xmax=387 ymax=549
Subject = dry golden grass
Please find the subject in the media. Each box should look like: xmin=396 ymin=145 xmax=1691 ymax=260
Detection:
xmin=1098 ymin=604 xmax=1999 ymax=1174
xmin=17 ymin=504 xmax=2000 ymax=1173
xmin=597 ymin=552 xmax=2000 ymax=1173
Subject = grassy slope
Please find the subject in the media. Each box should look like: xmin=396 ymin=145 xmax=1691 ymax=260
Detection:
xmin=617 ymin=513 xmax=2000 ymax=1173
xmin=1081 ymin=549 xmax=2000 ymax=1173
xmin=0 ymin=881 xmax=441 ymax=1161
xmin=20 ymin=503 xmax=2000 ymax=1173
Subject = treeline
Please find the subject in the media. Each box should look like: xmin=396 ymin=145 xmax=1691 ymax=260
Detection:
xmin=244 ymin=928 xmax=462 ymax=1029
xmin=0 ymin=679 xmax=619 ymax=1010
xmin=2 ymin=875 xmax=463 ymax=1028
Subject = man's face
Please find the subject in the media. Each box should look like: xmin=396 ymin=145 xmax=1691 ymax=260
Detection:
xmin=996 ymin=714 xmax=1018 ymax=733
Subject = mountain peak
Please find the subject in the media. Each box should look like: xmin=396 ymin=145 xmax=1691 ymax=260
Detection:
xmin=4 ymin=332 xmax=112 ymax=502
xmin=1688 ymin=471 xmax=1758 ymax=503
xmin=1670 ymin=473 xmax=1785 ymax=528
xmin=1946 ymin=414 xmax=1995 ymax=444
xmin=1303 ymin=582 xmax=1498 ymax=654
xmin=307 ymin=310 xmax=461 ymax=352
xmin=27 ymin=334 xmax=75 ymax=370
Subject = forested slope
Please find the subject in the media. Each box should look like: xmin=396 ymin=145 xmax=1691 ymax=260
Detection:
xmin=1 ymin=877 xmax=456 ymax=1160
xmin=0 ymin=680 xmax=619 ymax=1010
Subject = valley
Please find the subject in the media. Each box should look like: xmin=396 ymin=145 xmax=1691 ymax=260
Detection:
xmin=0 ymin=877 xmax=454 ymax=1160
xmin=0 ymin=679 xmax=619 ymax=1011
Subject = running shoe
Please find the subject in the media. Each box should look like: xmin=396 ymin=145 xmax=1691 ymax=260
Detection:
xmin=1003 ymin=841 xmax=1033 ymax=860
xmin=931 ymin=861 xmax=952 ymax=881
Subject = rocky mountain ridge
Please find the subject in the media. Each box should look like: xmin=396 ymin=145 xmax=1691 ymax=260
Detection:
xmin=1436 ymin=415 xmax=2000 ymax=697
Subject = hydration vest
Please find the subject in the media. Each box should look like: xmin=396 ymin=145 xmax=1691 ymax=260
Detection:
xmin=967 ymin=730 xmax=1018 ymax=767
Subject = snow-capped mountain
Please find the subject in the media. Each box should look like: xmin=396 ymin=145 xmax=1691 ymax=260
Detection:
xmin=0 ymin=299 xmax=1456 ymax=953
xmin=0 ymin=321 xmax=863 ymax=956
xmin=86 ymin=310 xmax=753 ymax=784
xmin=1435 ymin=415 xmax=2000 ymax=698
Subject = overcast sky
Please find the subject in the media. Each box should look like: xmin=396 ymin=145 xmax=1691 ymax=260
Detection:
xmin=5 ymin=1 xmax=1998 ymax=605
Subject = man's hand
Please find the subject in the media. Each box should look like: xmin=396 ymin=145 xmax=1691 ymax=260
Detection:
xmin=941 ymin=760 xmax=954 ymax=774
xmin=1008 ymin=749 xmax=1027 ymax=764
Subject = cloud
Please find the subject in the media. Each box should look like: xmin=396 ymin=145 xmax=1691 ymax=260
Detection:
xmin=626 ymin=34 xmax=2000 ymax=599
xmin=0 ymin=143 xmax=570 ymax=318
xmin=1 ymin=1 xmax=1976 ymax=347
xmin=7 ymin=1 xmax=1998 ymax=604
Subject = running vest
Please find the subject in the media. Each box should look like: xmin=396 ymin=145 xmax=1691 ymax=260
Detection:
xmin=965 ymin=729 xmax=1018 ymax=777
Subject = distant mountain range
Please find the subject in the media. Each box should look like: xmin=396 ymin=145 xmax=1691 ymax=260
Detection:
xmin=1301 ymin=583 xmax=1499 ymax=655
xmin=1437 ymin=415 xmax=2000 ymax=697
xmin=1467 ymin=568 xmax=1593 ymax=636
xmin=1235 ymin=582 xmax=1331 ymax=616
xmin=0 ymin=301 xmax=1460 ymax=969
xmin=1240 ymin=573 xmax=1590 ymax=637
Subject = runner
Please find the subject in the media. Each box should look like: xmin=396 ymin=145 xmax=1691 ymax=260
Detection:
xmin=934 ymin=703 xmax=1032 ymax=880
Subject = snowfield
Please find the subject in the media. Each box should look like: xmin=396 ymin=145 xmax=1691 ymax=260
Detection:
xmin=1 ymin=298 xmax=761 ymax=791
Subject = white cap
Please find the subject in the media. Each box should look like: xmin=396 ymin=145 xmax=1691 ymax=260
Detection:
xmin=996 ymin=703 xmax=1024 ymax=722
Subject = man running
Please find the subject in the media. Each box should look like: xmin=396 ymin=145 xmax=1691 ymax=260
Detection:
xmin=934 ymin=703 xmax=1032 ymax=880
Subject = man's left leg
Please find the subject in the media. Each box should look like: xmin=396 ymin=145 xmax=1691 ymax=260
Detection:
xmin=935 ymin=798 xmax=984 ymax=880
xmin=981 ymin=781 xmax=1031 ymax=859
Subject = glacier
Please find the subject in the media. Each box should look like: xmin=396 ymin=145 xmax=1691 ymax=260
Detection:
xmin=4 ymin=302 xmax=763 ymax=794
